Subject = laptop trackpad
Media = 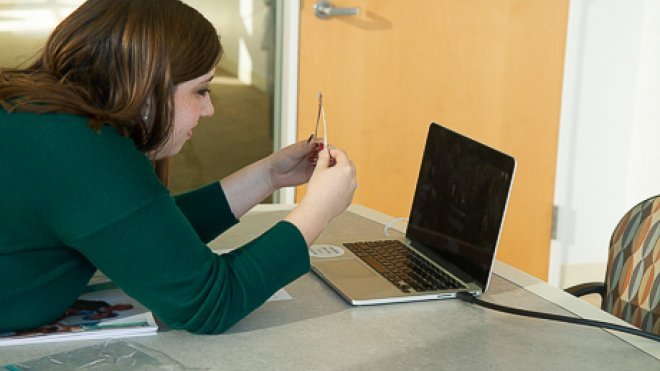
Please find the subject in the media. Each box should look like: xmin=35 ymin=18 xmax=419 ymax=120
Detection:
xmin=314 ymin=259 xmax=378 ymax=279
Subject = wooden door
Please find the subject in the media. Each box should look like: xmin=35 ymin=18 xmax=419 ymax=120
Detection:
xmin=296 ymin=0 xmax=569 ymax=280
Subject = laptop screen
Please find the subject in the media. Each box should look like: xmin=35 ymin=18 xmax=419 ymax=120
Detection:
xmin=406 ymin=123 xmax=515 ymax=289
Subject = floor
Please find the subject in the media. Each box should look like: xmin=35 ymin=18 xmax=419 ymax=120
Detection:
xmin=168 ymin=69 xmax=273 ymax=201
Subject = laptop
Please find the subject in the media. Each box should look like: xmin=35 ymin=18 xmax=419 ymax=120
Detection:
xmin=310 ymin=122 xmax=516 ymax=305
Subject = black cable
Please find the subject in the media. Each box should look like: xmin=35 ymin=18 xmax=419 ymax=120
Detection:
xmin=456 ymin=292 xmax=660 ymax=342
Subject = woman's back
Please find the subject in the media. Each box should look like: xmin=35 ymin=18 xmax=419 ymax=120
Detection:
xmin=0 ymin=108 xmax=165 ymax=331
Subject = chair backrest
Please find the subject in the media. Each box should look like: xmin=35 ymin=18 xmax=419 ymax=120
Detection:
xmin=604 ymin=195 xmax=660 ymax=335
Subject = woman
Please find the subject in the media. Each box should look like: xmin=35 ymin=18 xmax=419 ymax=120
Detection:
xmin=0 ymin=0 xmax=356 ymax=334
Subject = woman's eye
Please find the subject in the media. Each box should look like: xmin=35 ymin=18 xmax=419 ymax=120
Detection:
xmin=197 ymin=88 xmax=211 ymax=96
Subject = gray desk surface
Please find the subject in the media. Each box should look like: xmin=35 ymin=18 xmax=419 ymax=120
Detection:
xmin=1 ymin=205 xmax=659 ymax=370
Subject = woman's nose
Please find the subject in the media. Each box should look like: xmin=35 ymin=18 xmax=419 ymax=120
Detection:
xmin=201 ymin=96 xmax=214 ymax=117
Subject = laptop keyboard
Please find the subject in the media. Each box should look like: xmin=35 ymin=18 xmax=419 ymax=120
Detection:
xmin=343 ymin=240 xmax=466 ymax=293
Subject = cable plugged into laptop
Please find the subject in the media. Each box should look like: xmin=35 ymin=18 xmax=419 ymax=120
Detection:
xmin=455 ymin=292 xmax=660 ymax=342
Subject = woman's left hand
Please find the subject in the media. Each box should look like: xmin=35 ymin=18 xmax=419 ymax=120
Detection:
xmin=267 ymin=137 xmax=316 ymax=189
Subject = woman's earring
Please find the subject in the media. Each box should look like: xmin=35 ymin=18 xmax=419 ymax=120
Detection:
xmin=143 ymin=114 xmax=149 ymax=122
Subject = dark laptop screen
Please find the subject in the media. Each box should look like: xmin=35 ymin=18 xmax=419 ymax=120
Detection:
xmin=406 ymin=123 xmax=515 ymax=289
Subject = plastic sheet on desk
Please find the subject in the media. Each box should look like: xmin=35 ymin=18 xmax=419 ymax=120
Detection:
xmin=2 ymin=340 xmax=207 ymax=370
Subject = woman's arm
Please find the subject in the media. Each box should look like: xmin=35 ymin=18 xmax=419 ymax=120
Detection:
xmin=173 ymin=182 xmax=238 ymax=243
xmin=284 ymin=148 xmax=356 ymax=245
xmin=222 ymin=140 xmax=357 ymax=246
xmin=68 ymin=194 xmax=310 ymax=334
xmin=219 ymin=156 xmax=277 ymax=219
xmin=220 ymin=139 xmax=315 ymax=219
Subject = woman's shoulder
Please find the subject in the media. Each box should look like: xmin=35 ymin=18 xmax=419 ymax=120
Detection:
xmin=1 ymin=107 xmax=167 ymax=228
xmin=1 ymin=108 xmax=136 ymax=154
xmin=1 ymin=107 xmax=154 ymax=186
xmin=2 ymin=107 xmax=119 ymax=136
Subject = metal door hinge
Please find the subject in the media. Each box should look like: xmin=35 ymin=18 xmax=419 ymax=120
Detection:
xmin=551 ymin=205 xmax=559 ymax=240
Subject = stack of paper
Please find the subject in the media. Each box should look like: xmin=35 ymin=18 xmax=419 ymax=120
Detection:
xmin=0 ymin=281 xmax=158 ymax=347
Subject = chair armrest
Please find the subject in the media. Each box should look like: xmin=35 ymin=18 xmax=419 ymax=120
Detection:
xmin=565 ymin=282 xmax=605 ymax=301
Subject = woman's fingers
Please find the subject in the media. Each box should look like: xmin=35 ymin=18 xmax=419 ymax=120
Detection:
xmin=315 ymin=145 xmax=331 ymax=168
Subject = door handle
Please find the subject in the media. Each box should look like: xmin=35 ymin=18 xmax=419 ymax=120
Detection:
xmin=314 ymin=1 xmax=360 ymax=19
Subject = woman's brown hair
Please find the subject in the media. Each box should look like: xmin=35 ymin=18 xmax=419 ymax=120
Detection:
xmin=0 ymin=0 xmax=222 ymax=180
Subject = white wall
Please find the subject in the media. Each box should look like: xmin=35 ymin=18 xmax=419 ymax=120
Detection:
xmin=550 ymin=0 xmax=660 ymax=288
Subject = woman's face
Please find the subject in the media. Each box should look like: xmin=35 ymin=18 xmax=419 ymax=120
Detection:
xmin=155 ymin=68 xmax=215 ymax=159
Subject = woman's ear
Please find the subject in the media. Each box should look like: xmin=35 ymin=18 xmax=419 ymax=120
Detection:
xmin=142 ymin=96 xmax=153 ymax=123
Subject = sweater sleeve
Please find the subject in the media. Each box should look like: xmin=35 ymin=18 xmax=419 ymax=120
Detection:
xmin=173 ymin=182 xmax=239 ymax=243
xmin=66 ymin=197 xmax=309 ymax=333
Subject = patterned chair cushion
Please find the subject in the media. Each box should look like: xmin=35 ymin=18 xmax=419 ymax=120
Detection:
xmin=604 ymin=196 xmax=660 ymax=335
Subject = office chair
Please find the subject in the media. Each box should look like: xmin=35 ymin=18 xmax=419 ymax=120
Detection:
xmin=565 ymin=195 xmax=659 ymax=335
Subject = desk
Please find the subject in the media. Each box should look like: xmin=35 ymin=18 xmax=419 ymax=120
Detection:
xmin=1 ymin=205 xmax=658 ymax=370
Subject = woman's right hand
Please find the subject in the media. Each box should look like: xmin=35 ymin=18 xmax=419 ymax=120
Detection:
xmin=284 ymin=146 xmax=357 ymax=245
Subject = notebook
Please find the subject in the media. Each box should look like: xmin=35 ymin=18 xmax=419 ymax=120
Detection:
xmin=310 ymin=123 xmax=516 ymax=305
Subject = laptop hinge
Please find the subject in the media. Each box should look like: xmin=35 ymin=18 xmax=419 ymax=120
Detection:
xmin=407 ymin=239 xmax=480 ymax=289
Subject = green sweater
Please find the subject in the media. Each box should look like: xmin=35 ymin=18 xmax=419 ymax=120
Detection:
xmin=0 ymin=108 xmax=310 ymax=334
